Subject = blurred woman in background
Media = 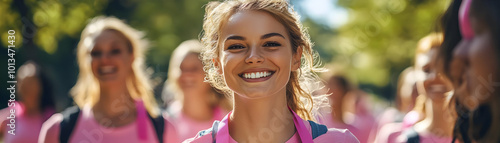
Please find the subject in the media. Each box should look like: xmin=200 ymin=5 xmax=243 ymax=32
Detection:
xmin=398 ymin=33 xmax=455 ymax=142
xmin=162 ymin=39 xmax=230 ymax=141
xmin=317 ymin=74 xmax=369 ymax=142
xmin=439 ymin=0 xmax=500 ymax=142
xmin=0 ymin=61 xmax=56 ymax=143
xmin=38 ymin=16 xmax=177 ymax=143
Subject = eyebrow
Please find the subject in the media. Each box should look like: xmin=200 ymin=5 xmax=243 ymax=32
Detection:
xmin=224 ymin=32 xmax=286 ymax=42
xmin=261 ymin=33 xmax=285 ymax=39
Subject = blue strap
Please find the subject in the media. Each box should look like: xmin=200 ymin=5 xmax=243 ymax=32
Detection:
xmin=308 ymin=120 xmax=328 ymax=139
xmin=211 ymin=120 xmax=219 ymax=143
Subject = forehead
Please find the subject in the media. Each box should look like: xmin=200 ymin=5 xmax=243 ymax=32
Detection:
xmin=91 ymin=30 xmax=129 ymax=49
xmin=180 ymin=53 xmax=202 ymax=66
xmin=221 ymin=10 xmax=288 ymax=39
xmin=416 ymin=49 xmax=437 ymax=66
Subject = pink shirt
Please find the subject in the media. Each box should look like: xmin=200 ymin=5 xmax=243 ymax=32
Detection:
xmin=396 ymin=129 xmax=453 ymax=143
xmin=374 ymin=123 xmax=404 ymax=143
xmin=184 ymin=109 xmax=359 ymax=143
xmin=38 ymin=101 xmax=178 ymax=143
xmin=167 ymin=103 xmax=226 ymax=142
xmin=317 ymin=112 xmax=362 ymax=142
xmin=1 ymin=102 xmax=54 ymax=143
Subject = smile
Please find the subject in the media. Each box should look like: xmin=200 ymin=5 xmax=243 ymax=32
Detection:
xmin=99 ymin=66 xmax=117 ymax=75
xmin=238 ymin=70 xmax=275 ymax=82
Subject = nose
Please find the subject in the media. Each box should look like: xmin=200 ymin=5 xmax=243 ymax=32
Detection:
xmin=95 ymin=52 xmax=113 ymax=64
xmin=245 ymin=46 xmax=264 ymax=64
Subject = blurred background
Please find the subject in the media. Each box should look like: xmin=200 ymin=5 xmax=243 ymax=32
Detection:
xmin=0 ymin=0 xmax=450 ymax=111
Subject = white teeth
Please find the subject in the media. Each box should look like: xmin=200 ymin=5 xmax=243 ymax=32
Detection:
xmin=242 ymin=71 xmax=272 ymax=79
xmin=100 ymin=66 xmax=116 ymax=74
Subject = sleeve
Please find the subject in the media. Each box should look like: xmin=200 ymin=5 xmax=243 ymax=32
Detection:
xmin=342 ymin=129 xmax=360 ymax=143
xmin=38 ymin=113 xmax=63 ymax=143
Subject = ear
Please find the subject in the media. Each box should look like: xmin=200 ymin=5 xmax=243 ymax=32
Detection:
xmin=292 ymin=46 xmax=302 ymax=71
xmin=213 ymin=58 xmax=223 ymax=74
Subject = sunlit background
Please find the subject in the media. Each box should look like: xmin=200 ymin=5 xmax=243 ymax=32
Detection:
xmin=1 ymin=0 xmax=450 ymax=111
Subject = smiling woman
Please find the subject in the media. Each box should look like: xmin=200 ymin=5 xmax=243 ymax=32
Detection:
xmin=38 ymin=16 xmax=178 ymax=143
xmin=184 ymin=0 xmax=359 ymax=143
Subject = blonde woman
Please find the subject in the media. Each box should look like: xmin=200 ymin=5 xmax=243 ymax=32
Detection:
xmin=38 ymin=16 xmax=178 ymax=143
xmin=162 ymin=39 xmax=230 ymax=141
xmin=184 ymin=0 xmax=359 ymax=142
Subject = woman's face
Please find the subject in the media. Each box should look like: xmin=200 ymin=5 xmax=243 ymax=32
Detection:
xmin=90 ymin=30 xmax=134 ymax=86
xmin=416 ymin=49 xmax=453 ymax=101
xmin=178 ymin=53 xmax=212 ymax=95
xmin=218 ymin=10 xmax=301 ymax=99
xmin=450 ymin=17 xmax=499 ymax=110
xmin=18 ymin=76 xmax=41 ymax=109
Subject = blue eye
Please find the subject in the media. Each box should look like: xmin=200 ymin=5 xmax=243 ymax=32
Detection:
xmin=263 ymin=42 xmax=281 ymax=47
xmin=228 ymin=44 xmax=245 ymax=50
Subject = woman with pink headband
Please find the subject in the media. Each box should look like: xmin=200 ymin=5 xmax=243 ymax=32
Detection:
xmin=439 ymin=0 xmax=500 ymax=142
xmin=184 ymin=0 xmax=359 ymax=142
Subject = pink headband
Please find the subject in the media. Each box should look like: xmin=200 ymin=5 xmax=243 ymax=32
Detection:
xmin=459 ymin=0 xmax=474 ymax=40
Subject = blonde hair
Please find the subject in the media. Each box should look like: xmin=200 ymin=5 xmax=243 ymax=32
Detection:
xmin=200 ymin=0 xmax=327 ymax=121
xmin=415 ymin=33 xmax=443 ymax=61
xmin=163 ymin=39 xmax=230 ymax=109
xmin=71 ymin=16 xmax=159 ymax=117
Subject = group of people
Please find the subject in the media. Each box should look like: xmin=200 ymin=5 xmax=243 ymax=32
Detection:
xmin=0 ymin=0 xmax=498 ymax=142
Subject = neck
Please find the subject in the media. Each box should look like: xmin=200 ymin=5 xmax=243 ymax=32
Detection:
xmin=182 ymin=91 xmax=214 ymax=121
xmin=93 ymin=84 xmax=137 ymax=127
xmin=415 ymin=98 xmax=454 ymax=137
xmin=229 ymin=91 xmax=296 ymax=143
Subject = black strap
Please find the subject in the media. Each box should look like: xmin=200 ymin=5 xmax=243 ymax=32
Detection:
xmin=405 ymin=127 xmax=420 ymax=143
xmin=148 ymin=113 xmax=165 ymax=143
xmin=59 ymin=106 xmax=165 ymax=143
xmin=59 ymin=106 xmax=81 ymax=143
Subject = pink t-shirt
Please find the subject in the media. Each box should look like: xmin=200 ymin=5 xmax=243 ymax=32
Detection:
xmin=1 ymin=102 xmax=54 ymax=143
xmin=38 ymin=101 xmax=178 ymax=143
xmin=316 ymin=111 xmax=362 ymax=142
xmin=396 ymin=128 xmax=453 ymax=143
xmin=167 ymin=104 xmax=226 ymax=142
xmin=373 ymin=122 xmax=404 ymax=143
xmin=184 ymin=110 xmax=359 ymax=143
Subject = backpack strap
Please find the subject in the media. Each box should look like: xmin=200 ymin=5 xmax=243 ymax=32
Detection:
xmin=211 ymin=120 xmax=220 ymax=143
xmin=148 ymin=113 xmax=165 ymax=143
xmin=308 ymin=120 xmax=328 ymax=139
xmin=59 ymin=106 xmax=81 ymax=143
xmin=405 ymin=127 xmax=420 ymax=143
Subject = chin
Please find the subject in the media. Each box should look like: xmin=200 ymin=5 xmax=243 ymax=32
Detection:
xmin=234 ymin=92 xmax=270 ymax=99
